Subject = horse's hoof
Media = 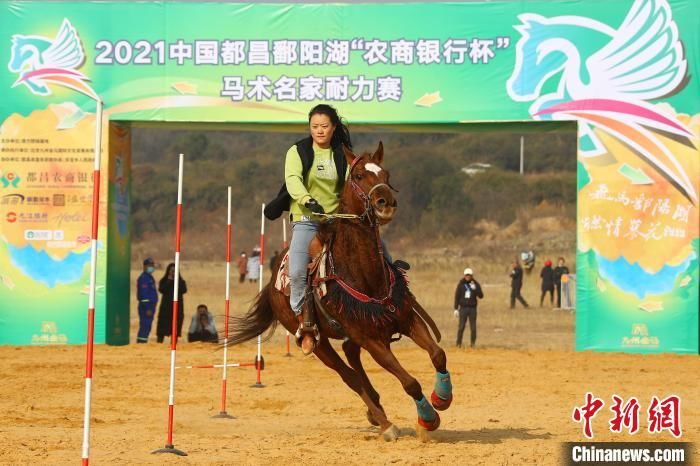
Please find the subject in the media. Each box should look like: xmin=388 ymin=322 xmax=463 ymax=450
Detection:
xmin=430 ymin=390 xmax=453 ymax=411
xmin=367 ymin=409 xmax=380 ymax=426
xmin=381 ymin=424 xmax=401 ymax=442
xmin=417 ymin=412 xmax=440 ymax=431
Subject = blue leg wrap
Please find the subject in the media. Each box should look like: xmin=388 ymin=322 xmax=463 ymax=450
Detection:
xmin=415 ymin=396 xmax=436 ymax=421
xmin=434 ymin=371 xmax=452 ymax=400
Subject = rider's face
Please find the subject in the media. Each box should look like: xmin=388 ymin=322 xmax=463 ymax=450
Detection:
xmin=309 ymin=113 xmax=336 ymax=148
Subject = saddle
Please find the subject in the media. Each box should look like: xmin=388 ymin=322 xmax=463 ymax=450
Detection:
xmin=275 ymin=235 xmax=343 ymax=349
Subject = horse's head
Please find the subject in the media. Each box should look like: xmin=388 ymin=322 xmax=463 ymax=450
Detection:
xmin=506 ymin=14 xmax=569 ymax=102
xmin=342 ymin=142 xmax=397 ymax=225
xmin=8 ymin=36 xmax=45 ymax=73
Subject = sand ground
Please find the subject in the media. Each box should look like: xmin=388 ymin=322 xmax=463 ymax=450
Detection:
xmin=1 ymin=338 xmax=698 ymax=465
xmin=1 ymin=260 xmax=697 ymax=465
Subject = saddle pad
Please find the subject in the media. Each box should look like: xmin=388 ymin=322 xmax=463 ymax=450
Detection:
xmin=274 ymin=246 xmax=328 ymax=297
xmin=274 ymin=251 xmax=291 ymax=296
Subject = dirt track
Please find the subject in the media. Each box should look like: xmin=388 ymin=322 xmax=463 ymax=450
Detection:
xmin=1 ymin=338 xmax=698 ymax=465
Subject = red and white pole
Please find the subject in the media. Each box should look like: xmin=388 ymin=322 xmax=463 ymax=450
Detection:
xmin=251 ymin=203 xmax=266 ymax=388
xmin=282 ymin=216 xmax=288 ymax=249
xmin=213 ymin=186 xmax=235 ymax=419
xmin=81 ymin=99 xmax=103 ymax=466
xmin=153 ymin=154 xmax=187 ymax=456
xmin=177 ymin=362 xmax=256 ymax=370
xmin=283 ymin=218 xmax=292 ymax=357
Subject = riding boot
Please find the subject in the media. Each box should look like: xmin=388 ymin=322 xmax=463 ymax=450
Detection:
xmin=295 ymin=303 xmax=318 ymax=356
xmin=393 ymin=259 xmax=410 ymax=271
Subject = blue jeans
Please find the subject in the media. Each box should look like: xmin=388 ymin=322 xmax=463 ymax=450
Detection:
xmin=289 ymin=220 xmax=393 ymax=315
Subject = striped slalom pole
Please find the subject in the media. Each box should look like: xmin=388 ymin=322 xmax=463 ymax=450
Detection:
xmin=282 ymin=216 xmax=288 ymax=249
xmin=251 ymin=203 xmax=266 ymax=388
xmin=283 ymin=218 xmax=292 ymax=357
xmin=81 ymin=99 xmax=103 ymax=466
xmin=213 ymin=187 xmax=235 ymax=419
xmin=152 ymin=154 xmax=187 ymax=457
xmin=177 ymin=362 xmax=256 ymax=370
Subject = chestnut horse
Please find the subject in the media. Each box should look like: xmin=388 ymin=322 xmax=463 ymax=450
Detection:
xmin=229 ymin=143 xmax=453 ymax=440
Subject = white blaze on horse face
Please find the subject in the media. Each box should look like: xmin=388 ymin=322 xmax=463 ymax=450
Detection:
xmin=365 ymin=163 xmax=383 ymax=175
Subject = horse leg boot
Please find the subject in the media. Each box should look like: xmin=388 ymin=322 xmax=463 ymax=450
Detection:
xmin=364 ymin=340 xmax=440 ymax=432
xmin=405 ymin=315 xmax=452 ymax=411
xmin=405 ymin=315 xmax=452 ymax=410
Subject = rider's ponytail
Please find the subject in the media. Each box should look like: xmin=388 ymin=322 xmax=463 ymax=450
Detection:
xmin=308 ymin=104 xmax=352 ymax=149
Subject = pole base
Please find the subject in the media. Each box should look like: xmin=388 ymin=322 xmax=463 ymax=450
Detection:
xmin=284 ymin=352 xmax=293 ymax=357
xmin=250 ymin=382 xmax=266 ymax=388
xmin=212 ymin=411 xmax=236 ymax=419
xmin=152 ymin=445 xmax=188 ymax=456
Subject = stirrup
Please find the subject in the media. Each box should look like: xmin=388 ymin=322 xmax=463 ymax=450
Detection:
xmin=294 ymin=322 xmax=320 ymax=344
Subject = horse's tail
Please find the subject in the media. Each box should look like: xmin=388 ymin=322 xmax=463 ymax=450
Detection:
xmin=228 ymin=283 xmax=278 ymax=345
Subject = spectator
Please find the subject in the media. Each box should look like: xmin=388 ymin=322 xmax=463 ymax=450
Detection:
xmin=510 ymin=260 xmax=529 ymax=309
xmin=247 ymin=247 xmax=261 ymax=283
xmin=188 ymin=304 xmax=219 ymax=343
xmin=453 ymin=268 xmax=484 ymax=348
xmin=269 ymin=250 xmax=279 ymax=272
xmin=136 ymin=257 xmax=158 ymax=343
xmin=540 ymin=259 xmax=554 ymax=307
xmin=156 ymin=263 xmax=187 ymax=343
xmin=553 ymin=257 xmax=570 ymax=308
xmin=237 ymin=252 xmax=247 ymax=283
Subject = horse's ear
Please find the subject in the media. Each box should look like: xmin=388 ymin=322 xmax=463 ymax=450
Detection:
xmin=372 ymin=141 xmax=384 ymax=165
xmin=343 ymin=145 xmax=356 ymax=165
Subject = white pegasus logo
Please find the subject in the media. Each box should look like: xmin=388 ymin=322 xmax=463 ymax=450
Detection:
xmin=8 ymin=18 xmax=96 ymax=99
xmin=507 ymin=0 xmax=696 ymax=203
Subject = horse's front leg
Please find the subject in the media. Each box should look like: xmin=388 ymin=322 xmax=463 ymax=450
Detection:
xmin=313 ymin=338 xmax=400 ymax=441
xmin=404 ymin=315 xmax=453 ymax=411
xmin=363 ymin=340 xmax=441 ymax=431
xmin=342 ymin=340 xmax=387 ymax=427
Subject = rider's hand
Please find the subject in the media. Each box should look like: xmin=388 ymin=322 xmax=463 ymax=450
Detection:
xmin=305 ymin=198 xmax=325 ymax=215
xmin=453 ymin=309 xmax=459 ymax=318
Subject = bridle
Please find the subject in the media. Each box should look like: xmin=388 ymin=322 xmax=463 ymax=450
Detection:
xmin=316 ymin=154 xmax=397 ymax=299
xmin=317 ymin=154 xmax=396 ymax=227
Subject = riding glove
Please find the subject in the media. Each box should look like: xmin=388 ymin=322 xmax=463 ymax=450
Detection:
xmin=305 ymin=198 xmax=326 ymax=215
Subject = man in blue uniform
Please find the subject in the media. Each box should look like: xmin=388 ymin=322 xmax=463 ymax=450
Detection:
xmin=136 ymin=257 xmax=158 ymax=343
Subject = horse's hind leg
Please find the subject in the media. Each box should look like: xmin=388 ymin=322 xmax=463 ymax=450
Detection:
xmin=313 ymin=338 xmax=399 ymax=440
xmin=342 ymin=340 xmax=387 ymax=427
xmin=364 ymin=340 xmax=441 ymax=431
xmin=405 ymin=316 xmax=453 ymax=411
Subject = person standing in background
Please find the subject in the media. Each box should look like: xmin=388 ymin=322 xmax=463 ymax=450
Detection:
xmin=237 ymin=252 xmax=247 ymax=283
xmin=553 ymin=257 xmax=570 ymax=308
xmin=156 ymin=263 xmax=187 ymax=343
xmin=510 ymin=260 xmax=529 ymax=309
xmin=247 ymin=247 xmax=261 ymax=283
xmin=540 ymin=259 xmax=554 ymax=307
xmin=453 ymin=268 xmax=484 ymax=348
xmin=136 ymin=257 xmax=158 ymax=343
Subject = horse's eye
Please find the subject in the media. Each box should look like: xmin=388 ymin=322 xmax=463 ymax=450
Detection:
xmin=354 ymin=173 xmax=363 ymax=181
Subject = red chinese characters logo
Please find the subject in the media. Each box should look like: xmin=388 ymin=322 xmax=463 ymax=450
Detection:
xmin=609 ymin=395 xmax=640 ymax=434
xmin=648 ymin=395 xmax=682 ymax=438
xmin=572 ymin=392 xmax=605 ymax=438
xmin=573 ymin=393 xmax=682 ymax=438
